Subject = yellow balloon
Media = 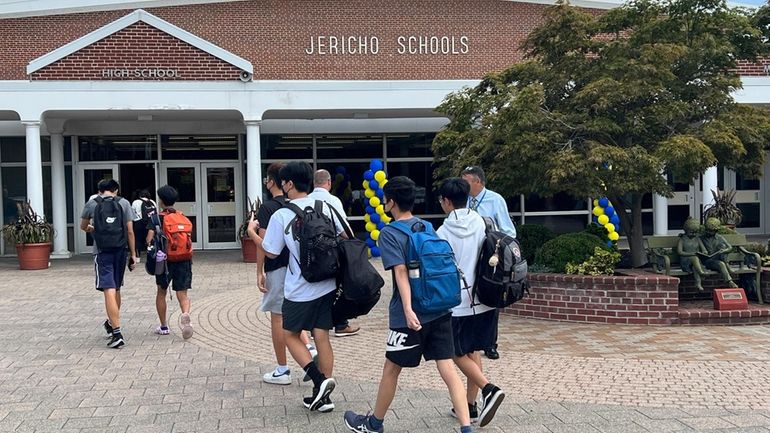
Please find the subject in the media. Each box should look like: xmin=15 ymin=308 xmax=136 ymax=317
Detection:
xmin=363 ymin=214 xmax=371 ymax=223
xmin=379 ymin=179 xmax=388 ymax=188
xmin=362 ymin=179 xmax=369 ymax=190
xmin=365 ymin=222 xmax=376 ymax=232
xmin=371 ymin=229 xmax=381 ymax=241
xmin=381 ymin=215 xmax=391 ymax=223
xmin=597 ymin=215 xmax=609 ymax=225
xmin=374 ymin=170 xmax=386 ymax=182
xmin=593 ymin=199 xmax=599 ymax=207
xmin=364 ymin=188 xmax=375 ymax=198
xmin=604 ymin=223 xmax=616 ymax=233
xmin=376 ymin=205 xmax=385 ymax=215
xmin=369 ymin=196 xmax=381 ymax=208
xmin=592 ymin=206 xmax=604 ymax=216
xmin=608 ymin=231 xmax=620 ymax=241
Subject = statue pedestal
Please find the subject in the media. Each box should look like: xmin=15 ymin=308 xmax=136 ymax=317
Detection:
xmin=713 ymin=288 xmax=748 ymax=310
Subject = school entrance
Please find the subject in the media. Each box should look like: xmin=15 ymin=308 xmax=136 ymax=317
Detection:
xmin=73 ymin=134 xmax=243 ymax=254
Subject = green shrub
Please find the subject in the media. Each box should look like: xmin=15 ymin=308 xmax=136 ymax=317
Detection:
xmin=565 ymin=247 xmax=621 ymax=276
xmin=583 ymin=222 xmax=608 ymax=242
xmin=535 ymin=232 xmax=608 ymax=273
xmin=517 ymin=224 xmax=556 ymax=265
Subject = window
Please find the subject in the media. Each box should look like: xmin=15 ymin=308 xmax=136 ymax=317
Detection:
xmin=80 ymin=136 xmax=158 ymax=161
xmin=260 ymin=135 xmax=313 ymax=160
xmin=387 ymin=161 xmax=442 ymax=216
xmin=0 ymin=137 xmax=25 ymax=162
xmin=162 ymin=135 xmax=237 ymax=160
xmin=316 ymin=134 xmax=383 ymax=159
xmin=386 ymin=133 xmax=435 ymax=158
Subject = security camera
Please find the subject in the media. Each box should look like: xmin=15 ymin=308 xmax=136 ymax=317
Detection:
xmin=239 ymin=71 xmax=253 ymax=82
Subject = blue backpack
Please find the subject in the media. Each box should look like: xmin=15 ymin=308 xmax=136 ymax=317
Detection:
xmin=389 ymin=219 xmax=462 ymax=314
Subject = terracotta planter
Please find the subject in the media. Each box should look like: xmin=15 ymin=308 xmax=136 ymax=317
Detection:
xmin=241 ymin=238 xmax=257 ymax=263
xmin=15 ymin=242 xmax=51 ymax=270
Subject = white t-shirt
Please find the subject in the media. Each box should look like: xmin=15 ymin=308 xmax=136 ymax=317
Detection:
xmin=308 ymin=187 xmax=346 ymax=220
xmin=262 ymin=196 xmax=345 ymax=302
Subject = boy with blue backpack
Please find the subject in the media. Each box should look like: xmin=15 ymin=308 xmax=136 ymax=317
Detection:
xmin=343 ymin=176 xmax=473 ymax=433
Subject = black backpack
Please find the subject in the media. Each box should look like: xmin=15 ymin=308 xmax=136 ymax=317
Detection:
xmin=92 ymin=196 xmax=126 ymax=251
xmin=473 ymin=217 xmax=529 ymax=308
xmin=328 ymin=205 xmax=384 ymax=304
xmin=140 ymin=199 xmax=157 ymax=222
xmin=285 ymin=200 xmax=340 ymax=283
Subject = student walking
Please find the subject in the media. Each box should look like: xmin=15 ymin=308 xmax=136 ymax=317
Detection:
xmin=80 ymin=179 xmax=138 ymax=349
xmin=437 ymin=177 xmax=505 ymax=427
xmin=131 ymin=189 xmax=156 ymax=261
xmin=252 ymin=162 xmax=344 ymax=412
xmin=460 ymin=165 xmax=514 ymax=360
xmin=309 ymin=169 xmax=361 ymax=337
xmin=146 ymin=185 xmax=194 ymax=339
xmin=343 ymin=176 xmax=473 ymax=433
xmin=247 ymin=162 xmax=316 ymax=385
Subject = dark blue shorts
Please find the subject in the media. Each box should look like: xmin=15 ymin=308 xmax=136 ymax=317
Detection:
xmin=451 ymin=309 xmax=498 ymax=357
xmin=94 ymin=250 xmax=127 ymax=291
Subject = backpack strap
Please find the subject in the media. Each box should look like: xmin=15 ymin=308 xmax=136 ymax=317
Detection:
xmin=327 ymin=203 xmax=354 ymax=239
xmin=284 ymin=202 xmax=305 ymax=235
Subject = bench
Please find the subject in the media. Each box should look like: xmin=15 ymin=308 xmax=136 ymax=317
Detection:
xmin=645 ymin=234 xmax=763 ymax=304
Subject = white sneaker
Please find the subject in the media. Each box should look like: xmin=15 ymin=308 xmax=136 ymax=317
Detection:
xmin=263 ymin=367 xmax=291 ymax=385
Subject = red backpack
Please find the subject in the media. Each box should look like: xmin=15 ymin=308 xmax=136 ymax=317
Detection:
xmin=160 ymin=209 xmax=193 ymax=262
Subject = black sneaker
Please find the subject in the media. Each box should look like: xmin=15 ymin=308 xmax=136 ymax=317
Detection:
xmin=107 ymin=333 xmax=125 ymax=349
xmin=103 ymin=320 xmax=113 ymax=338
xmin=479 ymin=385 xmax=505 ymax=427
xmin=450 ymin=402 xmax=479 ymax=423
xmin=302 ymin=377 xmax=336 ymax=411
xmin=303 ymin=395 xmax=334 ymax=413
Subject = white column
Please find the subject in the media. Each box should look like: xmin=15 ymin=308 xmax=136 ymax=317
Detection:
xmin=23 ymin=121 xmax=44 ymax=219
xmin=245 ymin=120 xmax=263 ymax=205
xmin=50 ymin=133 xmax=71 ymax=257
xmin=653 ymin=193 xmax=668 ymax=235
xmin=702 ymin=165 xmax=718 ymax=218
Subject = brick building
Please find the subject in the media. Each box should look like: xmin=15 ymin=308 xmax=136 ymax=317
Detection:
xmin=0 ymin=0 xmax=767 ymax=256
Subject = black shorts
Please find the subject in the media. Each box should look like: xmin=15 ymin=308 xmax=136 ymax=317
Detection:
xmin=385 ymin=313 xmax=454 ymax=368
xmin=282 ymin=290 xmax=335 ymax=333
xmin=452 ymin=309 xmax=498 ymax=357
xmin=155 ymin=261 xmax=192 ymax=291
xmin=94 ymin=250 xmax=127 ymax=291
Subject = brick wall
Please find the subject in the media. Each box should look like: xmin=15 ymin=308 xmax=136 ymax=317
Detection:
xmin=737 ymin=60 xmax=770 ymax=77
xmin=503 ymin=270 xmax=680 ymax=325
xmin=31 ymin=22 xmax=242 ymax=81
xmin=0 ymin=0 xmax=560 ymax=81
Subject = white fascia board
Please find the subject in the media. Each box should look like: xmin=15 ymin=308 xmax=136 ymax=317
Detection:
xmin=502 ymin=0 xmax=758 ymax=11
xmin=0 ymin=0 xmax=248 ymax=19
xmin=25 ymin=8 xmax=253 ymax=75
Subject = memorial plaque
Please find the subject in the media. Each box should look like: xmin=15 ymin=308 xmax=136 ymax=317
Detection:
xmin=713 ymin=288 xmax=748 ymax=310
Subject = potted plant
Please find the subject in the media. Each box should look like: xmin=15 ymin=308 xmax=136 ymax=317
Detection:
xmin=238 ymin=197 xmax=261 ymax=263
xmin=1 ymin=201 xmax=53 ymax=270
xmin=703 ymin=188 xmax=742 ymax=228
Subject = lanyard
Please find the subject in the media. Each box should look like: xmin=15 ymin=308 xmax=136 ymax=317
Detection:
xmin=470 ymin=189 xmax=487 ymax=210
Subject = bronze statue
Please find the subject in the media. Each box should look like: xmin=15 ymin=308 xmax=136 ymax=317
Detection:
xmin=676 ymin=217 xmax=737 ymax=291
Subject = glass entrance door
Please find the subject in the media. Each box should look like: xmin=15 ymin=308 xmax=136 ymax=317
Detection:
xmin=725 ymin=169 xmax=763 ymax=234
xmin=160 ymin=162 xmax=241 ymax=250
xmin=76 ymin=164 xmax=119 ymax=253
xmin=666 ymin=173 xmax=699 ymax=233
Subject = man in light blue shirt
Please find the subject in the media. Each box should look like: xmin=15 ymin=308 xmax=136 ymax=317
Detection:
xmin=460 ymin=166 xmax=516 ymax=361
xmin=460 ymin=166 xmax=516 ymax=238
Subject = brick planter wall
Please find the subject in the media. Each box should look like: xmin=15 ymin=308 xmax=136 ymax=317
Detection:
xmin=503 ymin=270 xmax=680 ymax=325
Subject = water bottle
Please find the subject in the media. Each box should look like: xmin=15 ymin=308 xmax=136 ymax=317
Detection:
xmin=155 ymin=250 xmax=167 ymax=275
xmin=407 ymin=260 xmax=420 ymax=279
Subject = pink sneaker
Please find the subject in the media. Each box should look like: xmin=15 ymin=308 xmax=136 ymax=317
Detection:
xmin=180 ymin=313 xmax=193 ymax=339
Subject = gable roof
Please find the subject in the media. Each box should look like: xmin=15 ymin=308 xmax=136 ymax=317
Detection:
xmin=26 ymin=8 xmax=253 ymax=75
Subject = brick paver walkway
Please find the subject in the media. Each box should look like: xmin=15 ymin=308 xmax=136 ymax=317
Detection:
xmin=1 ymin=251 xmax=770 ymax=432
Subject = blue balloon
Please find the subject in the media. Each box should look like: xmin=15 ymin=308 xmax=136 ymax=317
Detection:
xmin=610 ymin=215 xmax=620 ymax=226
xmin=598 ymin=198 xmax=609 ymax=208
xmin=370 ymin=246 xmax=381 ymax=257
xmin=376 ymin=189 xmax=384 ymax=199
xmin=377 ymin=221 xmax=386 ymax=230
xmin=365 ymin=206 xmax=374 ymax=215
xmin=370 ymin=213 xmax=381 ymax=224
xmin=335 ymin=166 xmax=346 ymax=175
xmin=370 ymin=160 xmax=384 ymax=172
xmin=604 ymin=206 xmax=615 ymax=217
xmin=365 ymin=238 xmax=375 ymax=248
xmin=364 ymin=170 xmax=374 ymax=180
xmin=369 ymin=180 xmax=380 ymax=190
xmin=607 ymin=240 xmax=614 ymax=247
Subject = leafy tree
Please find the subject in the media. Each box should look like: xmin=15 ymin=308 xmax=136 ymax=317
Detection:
xmin=433 ymin=0 xmax=770 ymax=267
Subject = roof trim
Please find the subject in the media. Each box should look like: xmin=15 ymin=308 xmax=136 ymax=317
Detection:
xmin=26 ymin=8 xmax=253 ymax=75
xmin=0 ymin=0 xmax=249 ymax=19
xmin=504 ymin=0 xmax=760 ymax=10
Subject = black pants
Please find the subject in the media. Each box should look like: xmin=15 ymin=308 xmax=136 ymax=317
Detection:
xmin=133 ymin=224 xmax=147 ymax=258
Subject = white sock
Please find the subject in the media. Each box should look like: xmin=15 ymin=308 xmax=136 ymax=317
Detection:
xmin=276 ymin=365 xmax=289 ymax=374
